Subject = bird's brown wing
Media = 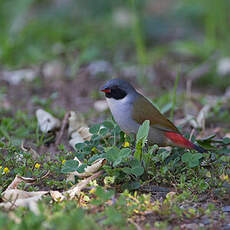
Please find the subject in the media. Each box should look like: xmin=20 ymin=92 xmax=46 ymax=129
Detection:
xmin=132 ymin=95 xmax=180 ymax=133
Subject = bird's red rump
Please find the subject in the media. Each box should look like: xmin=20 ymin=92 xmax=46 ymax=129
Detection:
xmin=165 ymin=132 xmax=194 ymax=149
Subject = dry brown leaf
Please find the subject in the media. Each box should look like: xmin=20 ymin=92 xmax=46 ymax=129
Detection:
xmin=196 ymin=104 xmax=211 ymax=130
xmin=50 ymin=191 xmax=65 ymax=202
xmin=21 ymin=141 xmax=40 ymax=159
xmin=224 ymin=133 xmax=230 ymax=138
xmin=0 ymin=196 xmax=44 ymax=214
xmin=6 ymin=175 xmax=36 ymax=190
xmin=36 ymin=109 xmax=60 ymax=133
xmin=77 ymin=127 xmax=92 ymax=141
xmin=68 ymin=111 xmax=92 ymax=150
xmin=67 ymin=158 xmax=106 ymax=181
xmin=1 ymin=174 xmax=50 ymax=214
xmin=64 ymin=170 xmax=103 ymax=199
xmin=2 ymin=189 xmax=48 ymax=202
xmin=68 ymin=111 xmax=86 ymax=135
xmin=69 ymin=132 xmax=84 ymax=149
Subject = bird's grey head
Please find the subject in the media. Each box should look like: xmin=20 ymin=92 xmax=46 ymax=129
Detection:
xmin=100 ymin=78 xmax=137 ymax=100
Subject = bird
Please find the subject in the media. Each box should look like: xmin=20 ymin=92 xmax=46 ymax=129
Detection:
xmin=100 ymin=78 xmax=205 ymax=153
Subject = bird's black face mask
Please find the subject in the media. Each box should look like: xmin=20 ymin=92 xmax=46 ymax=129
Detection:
xmin=105 ymin=86 xmax=127 ymax=100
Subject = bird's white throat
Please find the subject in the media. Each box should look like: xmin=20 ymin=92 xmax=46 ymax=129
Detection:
xmin=106 ymin=96 xmax=139 ymax=134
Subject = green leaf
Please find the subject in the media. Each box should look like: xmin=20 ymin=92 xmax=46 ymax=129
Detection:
xmin=182 ymin=152 xmax=203 ymax=168
xmin=61 ymin=160 xmax=79 ymax=173
xmin=106 ymin=147 xmax=131 ymax=167
xmin=75 ymin=143 xmax=85 ymax=150
xmin=113 ymin=148 xmax=131 ymax=167
xmin=122 ymin=159 xmax=144 ymax=177
xmin=134 ymin=120 xmax=150 ymax=161
xmin=197 ymin=134 xmax=216 ymax=149
xmin=129 ymin=159 xmax=141 ymax=168
xmin=121 ymin=167 xmax=133 ymax=175
xmin=105 ymin=146 xmax=120 ymax=163
xmin=89 ymin=124 xmax=101 ymax=134
xmin=99 ymin=127 xmax=109 ymax=136
xmin=103 ymin=120 xmax=114 ymax=129
xmin=198 ymin=134 xmax=216 ymax=142
xmin=223 ymin=137 xmax=230 ymax=145
xmin=76 ymin=163 xmax=87 ymax=173
xmin=91 ymin=187 xmax=114 ymax=205
xmin=136 ymin=120 xmax=150 ymax=143
xmin=158 ymin=149 xmax=171 ymax=161
xmin=88 ymin=154 xmax=105 ymax=164
xmin=132 ymin=166 xmax=144 ymax=177
xmin=103 ymin=206 xmax=125 ymax=225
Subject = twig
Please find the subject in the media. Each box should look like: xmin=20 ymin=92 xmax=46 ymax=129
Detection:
xmin=55 ymin=111 xmax=70 ymax=147
xmin=40 ymin=170 xmax=50 ymax=180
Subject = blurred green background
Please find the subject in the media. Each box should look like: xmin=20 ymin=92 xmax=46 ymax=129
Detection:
xmin=1 ymin=0 xmax=230 ymax=94
xmin=1 ymin=0 xmax=230 ymax=66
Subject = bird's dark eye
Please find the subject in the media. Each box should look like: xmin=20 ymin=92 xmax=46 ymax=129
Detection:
xmin=105 ymin=86 xmax=127 ymax=100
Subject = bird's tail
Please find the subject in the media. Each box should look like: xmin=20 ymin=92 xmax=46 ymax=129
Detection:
xmin=165 ymin=131 xmax=206 ymax=153
xmin=191 ymin=143 xmax=206 ymax=153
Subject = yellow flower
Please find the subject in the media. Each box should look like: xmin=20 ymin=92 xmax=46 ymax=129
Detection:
xmin=91 ymin=147 xmax=96 ymax=152
xmin=35 ymin=163 xmax=40 ymax=169
xmin=89 ymin=188 xmax=96 ymax=194
xmin=0 ymin=166 xmax=2 ymax=170
xmin=62 ymin=160 xmax=66 ymax=164
xmin=3 ymin=167 xmax=10 ymax=174
xmin=123 ymin=141 xmax=130 ymax=147
xmin=220 ymin=173 xmax=229 ymax=181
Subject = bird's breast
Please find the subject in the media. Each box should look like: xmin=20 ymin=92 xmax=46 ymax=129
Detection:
xmin=106 ymin=97 xmax=139 ymax=134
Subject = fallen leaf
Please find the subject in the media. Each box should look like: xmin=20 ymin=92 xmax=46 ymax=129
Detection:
xmin=77 ymin=127 xmax=92 ymax=141
xmin=6 ymin=175 xmax=36 ymax=190
xmin=42 ymin=60 xmax=65 ymax=79
xmin=0 ymin=195 xmax=44 ymax=214
xmin=1 ymin=174 xmax=50 ymax=214
xmin=67 ymin=158 xmax=106 ymax=179
xmin=2 ymin=189 xmax=48 ymax=202
xmin=68 ymin=111 xmax=92 ymax=150
xmin=21 ymin=141 xmax=40 ymax=159
xmin=69 ymin=132 xmax=85 ymax=149
xmin=196 ymin=104 xmax=211 ymax=130
xmin=36 ymin=109 xmax=60 ymax=133
xmin=2 ymin=68 xmax=38 ymax=85
xmin=50 ymin=191 xmax=65 ymax=202
xmin=64 ymin=170 xmax=103 ymax=199
xmin=68 ymin=111 xmax=86 ymax=136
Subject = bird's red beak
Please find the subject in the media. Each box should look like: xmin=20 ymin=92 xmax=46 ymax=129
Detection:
xmin=100 ymin=89 xmax=111 ymax=93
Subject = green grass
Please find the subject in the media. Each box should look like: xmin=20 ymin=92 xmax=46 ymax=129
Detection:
xmin=0 ymin=96 xmax=229 ymax=228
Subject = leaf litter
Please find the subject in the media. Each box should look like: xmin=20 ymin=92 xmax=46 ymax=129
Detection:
xmin=1 ymin=110 xmax=106 ymax=215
